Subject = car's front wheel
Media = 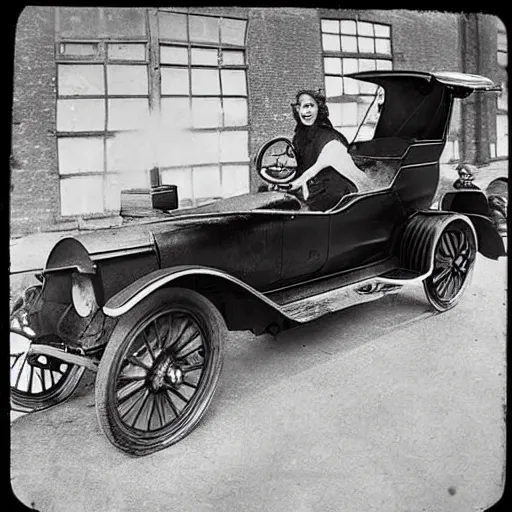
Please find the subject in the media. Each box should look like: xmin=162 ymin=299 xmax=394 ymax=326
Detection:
xmin=95 ymin=288 xmax=225 ymax=456
xmin=423 ymin=219 xmax=477 ymax=312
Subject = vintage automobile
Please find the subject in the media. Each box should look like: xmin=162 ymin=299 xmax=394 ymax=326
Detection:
xmin=10 ymin=70 xmax=506 ymax=456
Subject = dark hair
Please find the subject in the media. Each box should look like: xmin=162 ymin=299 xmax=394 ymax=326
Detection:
xmin=291 ymin=89 xmax=330 ymax=125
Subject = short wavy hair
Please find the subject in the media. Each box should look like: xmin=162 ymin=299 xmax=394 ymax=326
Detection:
xmin=291 ymin=89 xmax=330 ymax=125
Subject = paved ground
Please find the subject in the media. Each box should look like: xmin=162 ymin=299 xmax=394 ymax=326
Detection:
xmin=9 ymin=252 xmax=507 ymax=512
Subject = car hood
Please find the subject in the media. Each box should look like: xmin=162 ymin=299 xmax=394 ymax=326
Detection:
xmin=36 ymin=191 xmax=297 ymax=273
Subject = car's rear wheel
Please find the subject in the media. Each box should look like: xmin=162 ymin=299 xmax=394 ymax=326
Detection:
xmin=423 ymin=219 xmax=477 ymax=312
xmin=95 ymin=288 xmax=225 ymax=456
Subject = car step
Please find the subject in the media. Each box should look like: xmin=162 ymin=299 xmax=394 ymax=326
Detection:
xmin=279 ymin=269 xmax=426 ymax=324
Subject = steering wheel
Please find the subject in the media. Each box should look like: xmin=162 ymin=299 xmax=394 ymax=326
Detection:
xmin=255 ymin=137 xmax=297 ymax=190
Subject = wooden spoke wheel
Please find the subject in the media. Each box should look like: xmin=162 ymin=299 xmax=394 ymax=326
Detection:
xmin=10 ymin=329 xmax=85 ymax=412
xmin=423 ymin=219 xmax=477 ymax=312
xmin=95 ymin=288 xmax=225 ymax=456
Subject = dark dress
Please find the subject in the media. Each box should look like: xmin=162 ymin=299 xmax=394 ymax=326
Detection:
xmin=292 ymin=121 xmax=356 ymax=211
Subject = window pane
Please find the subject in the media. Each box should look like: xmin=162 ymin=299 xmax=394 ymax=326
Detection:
xmin=341 ymin=36 xmax=357 ymax=52
xmin=161 ymin=97 xmax=191 ymax=127
xmin=324 ymin=57 xmax=341 ymax=75
xmin=322 ymin=33 xmax=340 ymax=52
xmin=191 ymin=97 xmax=222 ymax=128
xmin=220 ymin=131 xmax=248 ymax=162
xmin=158 ymin=11 xmax=187 ymax=41
xmin=105 ymin=173 xmax=121 ymax=211
xmin=161 ymin=167 xmax=193 ymax=205
xmin=189 ymin=15 xmax=219 ymax=44
xmin=327 ymin=103 xmax=342 ymax=126
xmin=58 ymin=7 xmax=100 ymax=38
xmin=343 ymin=77 xmax=359 ymax=95
xmin=497 ymin=85 xmax=508 ymax=111
xmin=107 ymin=65 xmax=148 ymax=95
xmin=60 ymin=176 xmax=104 ymax=215
xmin=341 ymin=102 xmax=358 ymax=125
xmin=191 ymin=47 xmax=218 ymax=66
xmin=221 ymin=164 xmax=249 ymax=197
xmin=325 ymin=76 xmax=343 ymax=100
xmin=376 ymin=59 xmax=392 ymax=70
xmin=358 ymin=37 xmax=375 ymax=53
xmin=108 ymin=98 xmax=150 ymax=130
xmin=193 ymin=166 xmax=222 ymax=199
xmin=106 ymin=134 xmax=152 ymax=173
xmin=321 ymin=20 xmax=339 ymax=34
xmin=222 ymin=50 xmax=245 ymax=66
xmin=359 ymin=59 xmax=376 ymax=72
xmin=160 ymin=46 xmax=188 ymax=65
xmin=59 ymin=43 xmax=99 ymax=57
xmin=357 ymin=21 xmax=374 ymax=36
xmin=104 ymin=8 xmax=146 ymax=38
xmin=374 ymin=24 xmax=390 ymax=37
xmin=223 ymin=98 xmax=248 ymax=126
xmin=498 ymin=32 xmax=507 ymax=52
xmin=191 ymin=68 xmax=220 ymax=95
xmin=58 ymin=65 xmax=104 ymax=96
xmin=343 ymin=126 xmax=358 ymax=142
xmin=108 ymin=43 xmax=146 ymax=61
xmin=58 ymin=137 xmax=104 ymax=174
xmin=498 ymin=51 xmax=507 ymax=67
xmin=57 ymin=99 xmax=105 ymax=131
xmin=190 ymin=132 xmax=220 ymax=164
xmin=375 ymin=38 xmax=391 ymax=55
xmin=161 ymin=67 xmax=189 ymax=95
xmin=342 ymin=58 xmax=359 ymax=74
xmin=220 ymin=17 xmax=247 ymax=46
xmin=340 ymin=20 xmax=357 ymax=34
xmin=360 ymin=81 xmax=378 ymax=95
xmin=221 ymin=69 xmax=247 ymax=95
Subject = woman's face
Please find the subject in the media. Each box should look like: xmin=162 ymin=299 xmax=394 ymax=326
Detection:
xmin=297 ymin=94 xmax=318 ymax=126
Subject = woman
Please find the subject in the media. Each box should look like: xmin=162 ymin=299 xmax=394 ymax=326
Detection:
xmin=288 ymin=89 xmax=373 ymax=211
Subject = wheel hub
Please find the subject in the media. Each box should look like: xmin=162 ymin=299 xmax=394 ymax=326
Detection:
xmin=149 ymin=357 xmax=183 ymax=392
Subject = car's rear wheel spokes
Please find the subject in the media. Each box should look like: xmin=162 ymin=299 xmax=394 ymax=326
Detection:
xmin=424 ymin=222 xmax=476 ymax=312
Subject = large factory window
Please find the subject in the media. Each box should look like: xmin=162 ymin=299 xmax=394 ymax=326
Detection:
xmin=55 ymin=7 xmax=249 ymax=216
xmin=496 ymin=20 xmax=508 ymax=158
xmin=157 ymin=10 xmax=249 ymax=207
xmin=321 ymin=19 xmax=393 ymax=143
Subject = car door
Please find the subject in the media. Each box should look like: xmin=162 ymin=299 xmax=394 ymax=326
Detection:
xmin=279 ymin=211 xmax=330 ymax=285
xmin=323 ymin=190 xmax=405 ymax=274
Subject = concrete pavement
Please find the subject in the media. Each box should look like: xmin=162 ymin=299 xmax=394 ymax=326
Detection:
xmin=10 ymin=253 xmax=507 ymax=512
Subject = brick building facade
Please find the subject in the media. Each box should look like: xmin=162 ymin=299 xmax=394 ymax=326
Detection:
xmin=10 ymin=7 xmax=508 ymax=235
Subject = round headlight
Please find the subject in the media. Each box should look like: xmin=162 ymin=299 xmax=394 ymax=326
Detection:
xmin=71 ymin=273 xmax=98 ymax=318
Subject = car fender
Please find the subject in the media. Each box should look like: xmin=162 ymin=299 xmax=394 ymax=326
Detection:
xmin=438 ymin=191 xmax=506 ymax=259
xmin=103 ymin=265 xmax=297 ymax=336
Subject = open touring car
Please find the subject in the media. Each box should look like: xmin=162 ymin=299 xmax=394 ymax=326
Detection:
xmin=10 ymin=70 xmax=506 ymax=456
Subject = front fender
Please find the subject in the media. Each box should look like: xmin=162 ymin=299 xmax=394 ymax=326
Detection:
xmin=103 ymin=265 xmax=297 ymax=335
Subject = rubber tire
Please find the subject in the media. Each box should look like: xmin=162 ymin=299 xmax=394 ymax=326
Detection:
xmin=95 ymin=287 xmax=226 ymax=456
xmin=423 ymin=219 xmax=477 ymax=312
xmin=10 ymin=287 xmax=85 ymax=413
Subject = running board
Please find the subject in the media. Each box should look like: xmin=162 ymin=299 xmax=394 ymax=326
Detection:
xmin=279 ymin=269 xmax=426 ymax=324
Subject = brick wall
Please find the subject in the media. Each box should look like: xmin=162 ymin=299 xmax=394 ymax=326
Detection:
xmin=10 ymin=7 xmax=503 ymax=235
xmin=247 ymin=8 xmax=324 ymax=191
xmin=11 ymin=6 xmax=61 ymax=235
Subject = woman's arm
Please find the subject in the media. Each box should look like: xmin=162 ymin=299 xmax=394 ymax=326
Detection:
xmin=290 ymin=140 xmax=374 ymax=193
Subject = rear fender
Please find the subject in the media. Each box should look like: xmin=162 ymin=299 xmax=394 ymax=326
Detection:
xmin=440 ymin=190 xmax=490 ymax=216
xmin=439 ymin=191 xmax=505 ymax=259
xmin=103 ymin=265 xmax=297 ymax=336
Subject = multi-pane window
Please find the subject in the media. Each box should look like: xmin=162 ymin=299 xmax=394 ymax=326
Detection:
xmin=495 ymin=20 xmax=507 ymax=158
xmin=55 ymin=7 xmax=249 ymax=217
xmin=55 ymin=7 xmax=150 ymax=216
xmin=321 ymin=19 xmax=392 ymax=143
xmin=157 ymin=11 xmax=249 ymax=206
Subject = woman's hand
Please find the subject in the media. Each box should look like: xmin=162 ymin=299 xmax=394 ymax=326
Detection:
xmin=288 ymin=178 xmax=310 ymax=200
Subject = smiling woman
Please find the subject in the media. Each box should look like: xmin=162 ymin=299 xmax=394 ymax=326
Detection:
xmin=288 ymin=89 xmax=374 ymax=211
